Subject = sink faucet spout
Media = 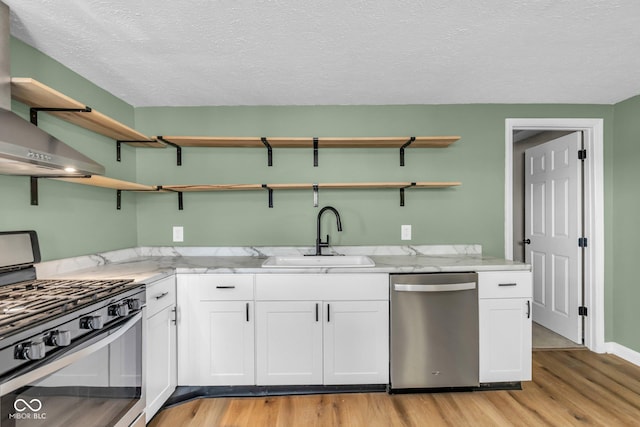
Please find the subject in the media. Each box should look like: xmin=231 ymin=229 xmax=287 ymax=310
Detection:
xmin=315 ymin=206 xmax=342 ymax=256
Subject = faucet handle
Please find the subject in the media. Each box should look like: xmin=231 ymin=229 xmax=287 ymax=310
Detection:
xmin=325 ymin=234 xmax=330 ymax=245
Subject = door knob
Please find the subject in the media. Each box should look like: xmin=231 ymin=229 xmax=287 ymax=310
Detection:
xmin=522 ymin=239 xmax=531 ymax=245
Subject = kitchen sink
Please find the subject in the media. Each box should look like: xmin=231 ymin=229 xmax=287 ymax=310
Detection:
xmin=261 ymin=255 xmax=375 ymax=268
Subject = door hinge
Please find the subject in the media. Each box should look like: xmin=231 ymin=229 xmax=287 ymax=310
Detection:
xmin=578 ymin=306 xmax=588 ymax=316
xmin=578 ymin=149 xmax=587 ymax=160
xmin=578 ymin=237 xmax=588 ymax=247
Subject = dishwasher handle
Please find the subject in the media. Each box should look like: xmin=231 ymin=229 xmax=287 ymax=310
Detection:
xmin=393 ymin=282 xmax=476 ymax=292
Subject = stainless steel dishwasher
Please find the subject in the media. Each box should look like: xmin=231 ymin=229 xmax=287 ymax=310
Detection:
xmin=390 ymin=272 xmax=479 ymax=391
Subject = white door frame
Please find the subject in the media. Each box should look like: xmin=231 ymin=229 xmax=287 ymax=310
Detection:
xmin=505 ymin=118 xmax=605 ymax=353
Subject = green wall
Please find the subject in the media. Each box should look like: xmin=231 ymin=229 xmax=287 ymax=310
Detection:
xmin=612 ymin=94 xmax=640 ymax=351
xmin=0 ymin=38 xmax=138 ymax=260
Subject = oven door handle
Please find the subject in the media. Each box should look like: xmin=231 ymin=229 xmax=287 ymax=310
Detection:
xmin=0 ymin=312 xmax=142 ymax=396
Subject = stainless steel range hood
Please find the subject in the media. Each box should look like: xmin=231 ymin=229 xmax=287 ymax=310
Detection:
xmin=0 ymin=1 xmax=104 ymax=177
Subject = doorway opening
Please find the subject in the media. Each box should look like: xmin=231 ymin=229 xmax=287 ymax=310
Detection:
xmin=505 ymin=119 xmax=605 ymax=353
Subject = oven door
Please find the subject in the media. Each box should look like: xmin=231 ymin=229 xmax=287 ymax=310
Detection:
xmin=0 ymin=312 xmax=144 ymax=427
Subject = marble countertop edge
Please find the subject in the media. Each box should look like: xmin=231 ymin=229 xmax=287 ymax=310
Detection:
xmin=34 ymin=245 xmax=529 ymax=284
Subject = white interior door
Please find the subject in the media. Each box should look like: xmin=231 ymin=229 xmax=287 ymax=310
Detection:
xmin=525 ymin=132 xmax=582 ymax=343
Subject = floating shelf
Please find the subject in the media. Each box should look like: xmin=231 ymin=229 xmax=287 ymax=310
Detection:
xmin=158 ymin=181 xmax=461 ymax=209
xmin=10 ymin=78 xmax=163 ymax=155
xmin=157 ymin=135 xmax=460 ymax=167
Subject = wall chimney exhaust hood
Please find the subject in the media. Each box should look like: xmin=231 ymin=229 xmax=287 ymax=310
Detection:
xmin=0 ymin=1 xmax=104 ymax=177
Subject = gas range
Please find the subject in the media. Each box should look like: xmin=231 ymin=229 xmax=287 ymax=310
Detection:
xmin=0 ymin=230 xmax=146 ymax=427
xmin=0 ymin=231 xmax=145 ymax=383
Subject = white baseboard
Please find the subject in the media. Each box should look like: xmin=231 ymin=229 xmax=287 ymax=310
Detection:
xmin=605 ymin=342 xmax=640 ymax=367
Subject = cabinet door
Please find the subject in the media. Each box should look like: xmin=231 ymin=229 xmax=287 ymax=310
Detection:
xmin=479 ymin=298 xmax=532 ymax=383
xmin=184 ymin=301 xmax=255 ymax=386
xmin=146 ymin=303 xmax=177 ymax=419
xmin=323 ymin=301 xmax=389 ymax=385
xmin=256 ymin=301 xmax=323 ymax=385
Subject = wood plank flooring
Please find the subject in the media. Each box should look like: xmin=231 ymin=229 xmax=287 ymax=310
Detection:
xmin=149 ymin=350 xmax=640 ymax=427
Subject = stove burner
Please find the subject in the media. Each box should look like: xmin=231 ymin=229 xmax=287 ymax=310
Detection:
xmin=0 ymin=278 xmax=136 ymax=338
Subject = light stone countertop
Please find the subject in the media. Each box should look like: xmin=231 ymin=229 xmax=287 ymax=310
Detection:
xmin=35 ymin=245 xmax=530 ymax=284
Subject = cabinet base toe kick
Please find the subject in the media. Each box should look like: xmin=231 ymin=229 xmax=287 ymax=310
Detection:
xmin=162 ymin=381 xmax=522 ymax=411
xmin=163 ymin=384 xmax=388 ymax=407
xmin=388 ymin=382 xmax=522 ymax=394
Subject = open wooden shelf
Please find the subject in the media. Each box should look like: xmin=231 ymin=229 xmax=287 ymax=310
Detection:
xmin=11 ymin=78 xmax=163 ymax=147
xmin=159 ymin=181 xmax=460 ymax=192
xmin=52 ymin=176 xmax=158 ymax=191
xmin=157 ymin=136 xmax=459 ymax=148
xmin=32 ymin=175 xmax=459 ymax=210
xmin=157 ymin=135 xmax=459 ymax=167
xmin=157 ymin=181 xmax=460 ymax=209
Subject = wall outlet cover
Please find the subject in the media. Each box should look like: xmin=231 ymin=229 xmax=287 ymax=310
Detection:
xmin=401 ymin=224 xmax=411 ymax=240
xmin=173 ymin=226 xmax=184 ymax=242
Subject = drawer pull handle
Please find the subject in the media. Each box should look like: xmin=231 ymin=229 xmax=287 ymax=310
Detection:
xmin=155 ymin=292 xmax=169 ymax=299
xmin=216 ymin=285 xmax=236 ymax=289
xmin=498 ymin=283 xmax=517 ymax=287
xmin=246 ymin=302 xmax=250 ymax=322
xmin=315 ymin=303 xmax=319 ymax=322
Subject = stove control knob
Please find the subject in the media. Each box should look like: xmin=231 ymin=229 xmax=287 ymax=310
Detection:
xmin=80 ymin=315 xmax=104 ymax=330
xmin=127 ymin=298 xmax=142 ymax=311
xmin=109 ymin=302 xmax=130 ymax=317
xmin=45 ymin=330 xmax=71 ymax=347
xmin=15 ymin=341 xmax=46 ymax=360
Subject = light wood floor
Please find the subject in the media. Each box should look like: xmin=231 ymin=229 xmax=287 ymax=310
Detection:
xmin=149 ymin=350 xmax=640 ymax=427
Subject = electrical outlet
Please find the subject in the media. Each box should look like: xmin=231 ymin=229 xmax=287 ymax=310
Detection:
xmin=401 ymin=224 xmax=412 ymax=240
xmin=173 ymin=226 xmax=184 ymax=242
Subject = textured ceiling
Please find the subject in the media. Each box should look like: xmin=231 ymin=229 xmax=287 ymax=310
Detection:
xmin=4 ymin=0 xmax=640 ymax=107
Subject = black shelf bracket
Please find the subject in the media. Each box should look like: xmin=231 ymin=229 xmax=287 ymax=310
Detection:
xmin=157 ymin=186 xmax=183 ymax=210
xmin=261 ymin=137 xmax=273 ymax=167
xmin=29 ymin=106 xmax=92 ymax=126
xmin=400 ymin=136 xmax=416 ymax=167
xmin=313 ymin=137 xmax=319 ymax=167
xmin=157 ymin=136 xmax=182 ymax=166
xmin=313 ymin=184 xmax=319 ymax=207
xmin=115 ymin=139 xmax=159 ymax=162
xmin=261 ymin=184 xmax=274 ymax=208
xmin=30 ymin=176 xmax=39 ymax=206
xmin=117 ymin=190 xmax=122 ymax=210
xmin=400 ymin=182 xmax=416 ymax=206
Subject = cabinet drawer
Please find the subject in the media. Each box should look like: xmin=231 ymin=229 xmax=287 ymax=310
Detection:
xmin=198 ymin=274 xmax=254 ymax=301
xmin=478 ymin=271 xmax=532 ymax=299
xmin=255 ymin=274 xmax=388 ymax=301
xmin=146 ymin=275 xmax=176 ymax=317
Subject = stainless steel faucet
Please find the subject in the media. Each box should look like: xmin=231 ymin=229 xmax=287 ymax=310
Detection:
xmin=315 ymin=206 xmax=342 ymax=256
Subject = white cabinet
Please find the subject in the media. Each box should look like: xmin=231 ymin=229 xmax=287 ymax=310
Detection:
xmin=478 ymin=271 xmax=532 ymax=383
xmin=256 ymin=301 xmax=323 ymax=385
xmin=255 ymin=274 xmax=389 ymax=386
xmin=323 ymin=300 xmax=389 ymax=385
xmin=177 ymin=274 xmax=255 ymax=386
xmin=145 ymin=275 xmax=177 ymax=420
